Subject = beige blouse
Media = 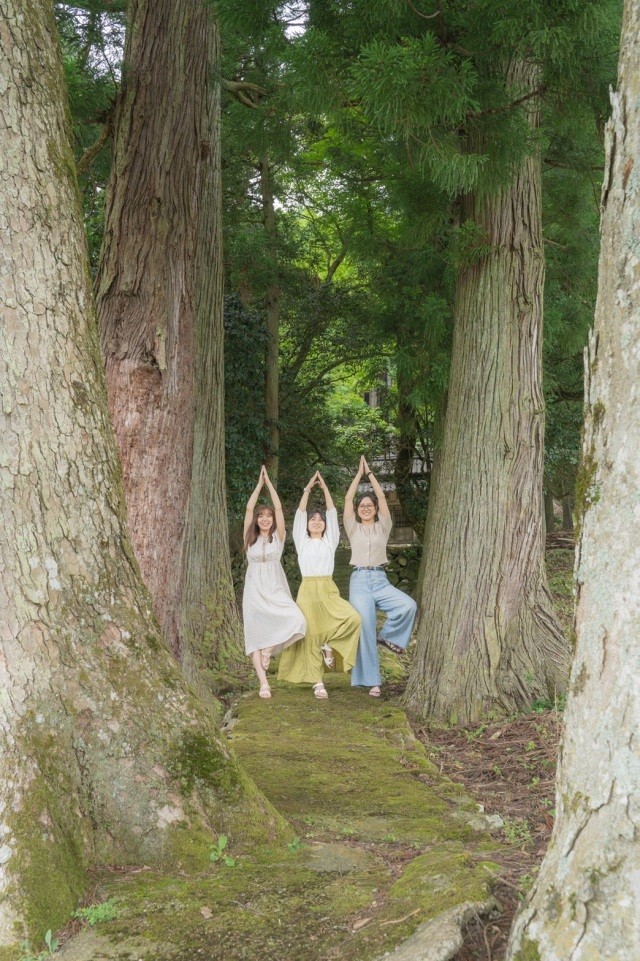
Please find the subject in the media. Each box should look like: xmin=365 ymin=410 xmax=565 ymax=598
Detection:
xmin=343 ymin=512 xmax=393 ymax=567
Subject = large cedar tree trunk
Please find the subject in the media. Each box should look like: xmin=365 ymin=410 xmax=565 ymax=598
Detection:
xmin=95 ymin=0 xmax=242 ymax=682
xmin=405 ymin=62 xmax=570 ymax=725
xmin=507 ymin=7 xmax=640 ymax=956
xmin=259 ymin=155 xmax=281 ymax=481
xmin=0 ymin=2 xmax=278 ymax=947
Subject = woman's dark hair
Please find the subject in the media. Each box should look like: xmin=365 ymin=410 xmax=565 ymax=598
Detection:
xmin=306 ymin=508 xmax=327 ymax=537
xmin=244 ymin=505 xmax=276 ymax=551
xmin=355 ymin=492 xmax=379 ymax=523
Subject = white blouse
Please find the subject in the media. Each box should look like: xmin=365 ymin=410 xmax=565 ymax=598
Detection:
xmin=293 ymin=508 xmax=340 ymax=577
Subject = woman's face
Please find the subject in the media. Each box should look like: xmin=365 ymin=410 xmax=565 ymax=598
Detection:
xmin=256 ymin=509 xmax=274 ymax=533
xmin=307 ymin=512 xmax=326 ymax=537
xmin=357 ymin=497 xmax=376 ymax=522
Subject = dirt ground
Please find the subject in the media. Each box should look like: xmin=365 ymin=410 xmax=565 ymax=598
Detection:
xmin=410 ymin=544 xmax=574 ymax=961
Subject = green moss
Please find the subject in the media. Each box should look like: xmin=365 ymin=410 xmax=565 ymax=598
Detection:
xmin=56 ymin=674 xmax=510 ymax=960
xmin=167 ymin=731 xmax=239 ymax=798
xmin=512 ymin=937 xmax=541 ymax=961
xmin=592 ymin=400 xmax=606 ymax=429
xmin=8 ymin=719 xmax=87 ymax=948
xmin=574 ymin=451 xmax=600 ymax=536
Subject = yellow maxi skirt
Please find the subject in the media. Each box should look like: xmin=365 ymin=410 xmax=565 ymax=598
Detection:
xmin=278 ymin=576 xmax=361 ymax=684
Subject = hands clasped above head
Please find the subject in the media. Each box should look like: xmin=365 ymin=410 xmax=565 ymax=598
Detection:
xmin=305 ymin=470 xmax=327 ymax=492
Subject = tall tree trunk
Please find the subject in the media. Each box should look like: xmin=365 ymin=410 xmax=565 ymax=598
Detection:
xmin=507 ymin=7 xmax=640 ymax=955
xmin=561 ymin=494 xmax=574 ymax=532
xmin=405 ymin=61 xmax=570 ymax=725
xmin=95 ymin=0 xmax=242 ymax=680
xmin=260 ymin=154 xmax=281 ymax=481
xmin=394 ymin=361 xmax=427 ymax=540
xmin=544 ymin=487 xmax=556 ymax=534
xmin=0 ymin=2 xmax=278 ymax=948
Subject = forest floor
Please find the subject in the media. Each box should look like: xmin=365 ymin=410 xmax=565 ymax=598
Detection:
xmin=55 ymin=546 xmax=573 ymax=961
xmin=411 ymin=544 xmax=574 ymax=961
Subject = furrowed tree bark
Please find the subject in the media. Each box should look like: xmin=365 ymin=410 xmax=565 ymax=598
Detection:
xmin=95 ymin=0 xmax=242 ymax=683
xmin=507 ymin=6 xmax=640 ymax=956
xmin=260 ymin=154 xmax=281 ymax=482
xmin=405 ymin=61 xmax=570 ymax=725
xmin=394 ymin=362 xmax=426 ymax=540
xmin=0 ymin=0 xmax=280 ymax=949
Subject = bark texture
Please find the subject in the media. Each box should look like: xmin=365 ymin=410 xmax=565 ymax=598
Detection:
xmin=405 ymin=61 xmax=570 ymax=725
xmin=260 ymin=154 xmax=281 ymax=481
xmin=507 ymin=7 xmax=640 ymax=957
xmin=0 ymin=2 xmax=276 ymax=947
xmin=95 ymin=0 xmax=242 ymax=678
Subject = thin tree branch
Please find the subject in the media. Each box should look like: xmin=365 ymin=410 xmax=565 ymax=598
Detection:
xmin=76 ymin=120 xmax=113 ymax=176
xmin=223 ymin=79 xmax=267 ymax=109
xmin=467 ymin=87 xmax=547 ymax=120
xmin=406 ymin=0 xmax=441 ymax=20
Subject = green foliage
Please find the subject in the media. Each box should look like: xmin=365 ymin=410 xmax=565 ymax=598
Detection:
xmin=73 ymin=898 xmax=119 ymax=925
xmin=54 ymin=3 xmax=125 ymax=269
xmin=19 ymin=930 xmax=59 ymax=961
xmin=209 ymin=835 xmax=237 ymax=866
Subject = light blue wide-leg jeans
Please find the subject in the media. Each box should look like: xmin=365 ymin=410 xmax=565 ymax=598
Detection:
xmin=349 ymin=570 xmax=417 ymax=688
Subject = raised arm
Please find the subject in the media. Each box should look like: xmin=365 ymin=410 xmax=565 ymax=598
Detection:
xmin=343 ymin=455 xmax=366 ymax=522
xmin=363 ymin=457 xmax=390 ymax=517
xmin=316 ymin=472 xmax=335 ymax=511
xmin=263 ymin=468 xmax=286 ymax=540
xmin=243 ymin=468 xmax=266 ymax=538
xmin=298 ymin=472 xmax=319 ymax=513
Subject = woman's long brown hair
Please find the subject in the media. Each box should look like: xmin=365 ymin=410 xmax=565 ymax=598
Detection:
xmin=244 ymin=505 xmax=277 ymax=551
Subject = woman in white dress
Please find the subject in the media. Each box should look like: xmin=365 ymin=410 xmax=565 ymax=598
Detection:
xmin=243 ymin=466 xmax=306 ymax=699
xmin=278 ymin=471 xmax=360 ymax=699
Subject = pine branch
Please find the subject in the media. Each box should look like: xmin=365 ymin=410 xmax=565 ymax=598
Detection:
xmin=467 ymin=87 xmax=547 ymax=120
xmin=62 ymin=0 xmax=127 ymax=11
xmin=223 ymin=79 xmax=267 ymax=109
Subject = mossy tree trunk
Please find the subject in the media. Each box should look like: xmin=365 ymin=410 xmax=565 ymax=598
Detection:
xmin=507 ymin=7 xmax=640 ymax=956
xmin=95 ymin=0 xmax=242 ymax=684
xmin=405 ymin=61 xmax=571 ymax=725
xmin=0 ymin=1 xmax=278 ymax=948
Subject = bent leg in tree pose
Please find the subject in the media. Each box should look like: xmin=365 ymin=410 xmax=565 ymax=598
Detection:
xmin=343 ymin=456 xmax=417 ymax=697
xmin=242 ymin=466 xmax=306 ymax=698
xmin=279 ymin=471 xmax=360 ymax=699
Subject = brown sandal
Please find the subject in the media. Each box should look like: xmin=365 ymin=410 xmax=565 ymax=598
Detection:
xmin=377 ymin=637 xmax=404 ymax=656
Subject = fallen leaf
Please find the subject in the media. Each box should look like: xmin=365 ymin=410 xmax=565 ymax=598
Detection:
xmin=352 ymin=917 xmax=372 ymax=930
xmin=200 ymin=907 xmax=213 ymax=920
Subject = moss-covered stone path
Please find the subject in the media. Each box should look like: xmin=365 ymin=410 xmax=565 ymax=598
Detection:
xmin=58 ymin=675 xmax=504 ymax=961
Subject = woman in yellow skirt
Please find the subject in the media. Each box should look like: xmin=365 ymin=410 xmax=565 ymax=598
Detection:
xmin=278 ymin=471 xmax=361 ymax=699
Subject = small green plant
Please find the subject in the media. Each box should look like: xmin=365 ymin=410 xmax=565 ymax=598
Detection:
xmin=209 ymin=834 xmax=236 ymax=866
xmin=73 ymin=898 xmax=119 ymax=925
xmin=464 ymin=723 xmax=487 ymax=742
xmin=517 ymin=869 xmax=538 ymax=900
xmin=383 ymin=833 xmax=398 ymax=842
xmin=492 ymin=764 xmax=504 ymax=778
xmin=20 ymin=929 xmax=60 ymax=961
xmin=287 ymin=836 xmax=303 ymax=852
xmin=503 ymin=816 xmax=532 ymax=846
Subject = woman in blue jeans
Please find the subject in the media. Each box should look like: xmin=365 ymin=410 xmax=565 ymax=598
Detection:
xmin=343 ymin=455 xmax=417 ymax=697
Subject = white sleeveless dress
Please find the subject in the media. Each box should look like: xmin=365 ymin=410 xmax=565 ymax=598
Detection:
xmin=242 ymin=533 xmax=306 ymax=655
